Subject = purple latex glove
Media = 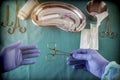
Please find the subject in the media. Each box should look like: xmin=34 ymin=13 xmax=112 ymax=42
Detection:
xmin=67 ymin=49 xmax=109 ymax=78
xmin=0 ymin=41 xmax=40 ymax=72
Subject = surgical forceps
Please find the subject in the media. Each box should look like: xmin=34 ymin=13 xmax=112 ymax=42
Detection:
xmin=46 ymin=42 xmax=70 ymax=61
xmin=8 ymin=0 xmax=26 ymax=34
xmin=0 ymin=5 xmax=13 ymax=28
xmin=46 ymin=42 xmax=86 ymax=68
xmin=100 ymin=16 xmax=116 ymax=38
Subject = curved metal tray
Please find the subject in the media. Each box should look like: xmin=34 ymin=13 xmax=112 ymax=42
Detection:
xmin=31 ymin=1 xmax=86 ymax=32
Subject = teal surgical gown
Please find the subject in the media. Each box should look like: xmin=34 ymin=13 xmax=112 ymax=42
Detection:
xmin=102 ymin=61 xmax=120 ymax=80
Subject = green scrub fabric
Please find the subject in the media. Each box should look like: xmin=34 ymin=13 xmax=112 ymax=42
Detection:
xmin=102 ymin=61 xmax=120 ymax=80
xmin=0 ymin=0 xmax=120 ymax=80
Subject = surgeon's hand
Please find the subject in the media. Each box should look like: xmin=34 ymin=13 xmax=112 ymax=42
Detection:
xmin=67 ymin=49 xmax=109 ymax=78
xmin=0 ymin=41 xmax=40 ymax=72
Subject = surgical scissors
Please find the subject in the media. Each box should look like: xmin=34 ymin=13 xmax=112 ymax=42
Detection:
xmin=8 ymin=0 xmax=26 ymax=34
xmin=46 ymin=42 xmax=70 ymax=61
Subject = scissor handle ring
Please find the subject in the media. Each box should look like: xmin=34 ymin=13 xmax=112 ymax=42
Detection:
xmin=7 ymin=27 xmax=15 ymax=34
xmin=109 ymin=32 xmax=114 ymax=38
xmin=19 ymin=27 xmax=26 ymax=33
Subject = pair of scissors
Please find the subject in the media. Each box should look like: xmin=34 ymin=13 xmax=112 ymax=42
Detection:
xmin=8 ymin=0 xmax=26 ymax=34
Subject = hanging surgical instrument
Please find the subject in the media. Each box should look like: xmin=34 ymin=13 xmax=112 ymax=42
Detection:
xmin=0 ymin=5 xmax=13 ymax=27
xmin=7 ymin=0 xmax=26 ymax=34
xmin=100 ymin=16 xmax=119 ymax=38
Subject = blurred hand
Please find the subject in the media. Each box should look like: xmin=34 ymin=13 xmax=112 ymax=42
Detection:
xmin=0 ymin=41 xmax=40 ymax=72
xmin=67 ymin=49 xmax=109 ymax=78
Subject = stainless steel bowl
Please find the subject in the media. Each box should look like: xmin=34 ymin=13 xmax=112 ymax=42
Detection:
xmin=86 ymin=0 xmax=108 ymax=17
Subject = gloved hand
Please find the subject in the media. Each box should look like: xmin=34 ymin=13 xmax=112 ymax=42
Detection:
xmin=0 ymin=41 xmax=40 ymax=72
xmin=67 ymin=49 xmax=109 ymax=78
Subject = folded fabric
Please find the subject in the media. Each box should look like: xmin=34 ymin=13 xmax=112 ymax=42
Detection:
xmin=80 ymin=23 xmax=98 ymax=50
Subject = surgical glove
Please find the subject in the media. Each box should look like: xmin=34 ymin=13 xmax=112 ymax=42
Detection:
xmin=67 ymin=49 xmax=109 ymax=78
xmin=0 ymin=41 xmax=40 ymax=72
xmin=67 ymin=54 xmax=86 ymax=69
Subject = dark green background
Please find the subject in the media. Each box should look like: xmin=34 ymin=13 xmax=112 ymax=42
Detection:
xmin=0 ymin=0 xmax=120 ymax=80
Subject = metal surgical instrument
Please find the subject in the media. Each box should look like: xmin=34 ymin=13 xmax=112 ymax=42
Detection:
xmin=0 ymin=5 xmax=13 ymax=27
xmin=46 ymin=42 xmax=70 ymax=61
xmin=8 ymin=0 xmax=26 ymax=34
xmin=100 ymin=16 xmax=119 ymax=38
